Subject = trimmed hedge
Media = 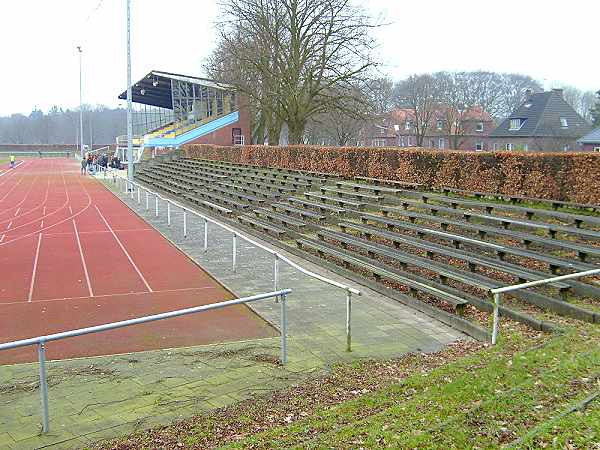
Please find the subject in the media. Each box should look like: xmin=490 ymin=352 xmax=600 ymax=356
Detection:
xmin=183 ymin=144 xmax=600 ymax=204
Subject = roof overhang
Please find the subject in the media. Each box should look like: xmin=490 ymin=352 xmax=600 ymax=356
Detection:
xmin=118 ymin=70 xmax=234 ymax=109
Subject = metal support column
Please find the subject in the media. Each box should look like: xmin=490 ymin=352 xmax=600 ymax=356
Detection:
xmin=492 ymin=292 xmax=501 ymax=345
xmin=37 ymin=342 xmax=50 ymax=432
xmin=346 ymin=291 xmax=352 ymax=352
xmin=280 ymin=293 xmax=288 ymax=364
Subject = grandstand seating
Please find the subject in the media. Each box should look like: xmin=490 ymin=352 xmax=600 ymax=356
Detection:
xmin=135 ymin=156 xmax=600 ymax=330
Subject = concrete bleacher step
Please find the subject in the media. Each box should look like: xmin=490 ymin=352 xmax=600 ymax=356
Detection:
xmin=252 ymin=208 xmax=307 ymax=229
xmin=375 ymin=207 xmax=600 ymax=262
xmin=439 ymin=186 xmax=600 ymax=213
xmin=216 ymin=181 xmax=279 ymax=199
xmin=316 ymin=228 xmax=581 ymax=319
xmin=320 ymin=186 xmax=385 ymax=203
xmin=270 ymin=203 xmax=327 ymax=222
xmin=288 ymin=197 xmax=347 ymax=215
xmin=354 ymin=176 xmax=424 ymax=190
xmin=304 ymin=192 xmax=366 ymax=210
xmin=356 ymin=212 xmax=596 ymax=273
xmin=237 ymin=215 xmax=286 ymax=238
xmin=337 ymin=221 xmax=599 ymax=299
xmin=182 ymin=193 xmax=232 ymax=215
xmin=335 ymin=181 xmax=402 ymax=195
xmin=391 ymin=198 xmax=600 ymax=241
xmin=413 ymin=190 xmax=600 ymax=229
xmin=296 ymin=236 xmax=469 ymax=312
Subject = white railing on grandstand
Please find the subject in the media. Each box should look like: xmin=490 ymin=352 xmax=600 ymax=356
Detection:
xmin=489 ymin=268 xmax=600 ymax=344
xmin=0 ymin=289 xmax=291 ymax=433
xmin=96 ymin=165 xmax=360 ymax=354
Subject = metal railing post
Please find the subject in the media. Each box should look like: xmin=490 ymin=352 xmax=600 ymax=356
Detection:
xmin=145 ymin=191 xmax=149 ymax=210
xmin=155 ymin=194 xmax=159 ymax=217
xmin=204 ymin=219 xmax=208 ymax=252
xmin=280 ymin=293 xmax=288 ymax=365
xmin=232 ymin=233 xmax=237 ymax=272
xmin=183 ymin=211 xmax=187 ymax=237
xmin=37 ymin=342 xmax=50 ymax=433
xmin=167 ymin=202 xmax=171 ymax=226
xmin=273 ymin=254 xmax=279 ymax=292
xmin=129 ymin=182 xmax=134 ymax=198
xmin=137 ymin=187 xmax=140 ymax=204
xmin=346 ymin=290 xmax=352 ymax=352
xmin=492 ymin=292 xmax=501 ymax=345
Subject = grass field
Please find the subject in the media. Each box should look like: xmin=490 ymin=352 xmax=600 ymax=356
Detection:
xmin=91 ymin=321 xmax=600 ymax=449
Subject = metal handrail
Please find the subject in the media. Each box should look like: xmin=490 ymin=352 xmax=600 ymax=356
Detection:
xmin=489 ymin=268 xmax=600 ymax=344
xmin=0 ymin=289 xmax=291 ymax=433
xmin=97 ymin=164 xmax=361 ymax=356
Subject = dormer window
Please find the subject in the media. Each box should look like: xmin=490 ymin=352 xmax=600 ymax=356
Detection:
xmin=509 ymin=118 xmax=524 ymax=130
xmin=560 ymin=117 xmax=568 ymax=128
xmin=405 ymin=120 xmax=412 ymax=130
xmin=436 ymin=120 xmax=443 ymax=130
xmin=476 ymin=122 xmax=484 ymax=132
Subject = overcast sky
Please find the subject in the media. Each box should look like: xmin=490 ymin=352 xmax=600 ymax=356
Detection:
xmin=0 ymin=0 xmax=597 ymax=116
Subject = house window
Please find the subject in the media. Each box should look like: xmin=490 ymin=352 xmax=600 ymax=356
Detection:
xmin=476 ymin=122 xmax=484 ymax=132
xmin=430 ymin=139 xmax=435 ymax=148
xmin=475 ymin=142 xmax=484 ymax=151
xmin=506 ymin=143 xmax=514 ymax=151
xmin=400 ymin=136 xmax=405 ymax=146
xmin=493 ymin=143 xmax=499 ymax=151
xmin=595 ymin=147 xmax=600 ymax=152
xmin=407 ymin=136 xmax=411 ymax=146
xmin=509 ymin=119 xmax=522 ymax=130
xmin=523 ymin=144 xmax=528 ymax=151
xmin=438 ymin=138 xmax=445 ymax=149
xmin=560 ymin=117 xmax=568 ymax=128
xmin=563 ymin=144 xmax=570 ymax=151
xmin=372 ymin=138 xmax=386 ymax=147
xmin=405 ymin=120 xmax=412 ymax=130
xmin=436 ymin=120 xmax=443 ymax=130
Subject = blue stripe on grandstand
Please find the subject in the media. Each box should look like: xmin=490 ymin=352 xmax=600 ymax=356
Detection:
xmin=146 ymin=111 xmax=240 ymax=147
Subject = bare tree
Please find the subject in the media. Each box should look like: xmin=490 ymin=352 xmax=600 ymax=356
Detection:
xmin=209 ymin=0 xmax=380 ymax=144
xmin=393 ymin=74 xmax=438 ymax=147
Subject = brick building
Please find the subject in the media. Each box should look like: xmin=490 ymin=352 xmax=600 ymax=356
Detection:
xmin=365 ymin=106 xmax=495 ymax=151
xmin=577 ymin=128 xmax=600 ymax=152
xmin=488 ymin=89 xmax=593 ymax=152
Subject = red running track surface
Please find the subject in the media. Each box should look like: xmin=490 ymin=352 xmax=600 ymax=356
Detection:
xmin=0 ymin=159 xmax=276 ymax=364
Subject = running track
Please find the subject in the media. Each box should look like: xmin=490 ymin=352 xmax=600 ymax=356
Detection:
xmin=0 ymin=158 xmax=275 ymax=364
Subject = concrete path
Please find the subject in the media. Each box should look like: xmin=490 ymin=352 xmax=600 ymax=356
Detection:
xmin=0 ymin=177 xmax=467 ymax=449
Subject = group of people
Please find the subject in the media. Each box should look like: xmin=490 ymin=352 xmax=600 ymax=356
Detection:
xmin=80 ymin=153 xmax=123 ymax=175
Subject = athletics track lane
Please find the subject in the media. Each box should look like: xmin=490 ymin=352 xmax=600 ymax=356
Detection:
xmin=0 ymin=158 xmax=276 ymax=364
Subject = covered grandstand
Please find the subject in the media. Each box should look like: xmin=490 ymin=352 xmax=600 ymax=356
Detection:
xmin=116 ymin=70 xmax=250 ymax=161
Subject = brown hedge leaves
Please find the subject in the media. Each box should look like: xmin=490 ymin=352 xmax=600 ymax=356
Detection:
xmin=183 ymin=145 xmax=600 ymax=204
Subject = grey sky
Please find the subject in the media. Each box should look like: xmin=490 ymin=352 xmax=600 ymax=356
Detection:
xmin=0 ymin=0 xmax=597 ymax=115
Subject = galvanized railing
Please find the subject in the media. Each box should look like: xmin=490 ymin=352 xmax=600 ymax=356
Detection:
xmin=0 ymin=289 xmax=292 ymax=433
xmin=490 ymin=268 xmax=600 ymax=344
xmin=94 ymin=165 xmax=361 ymax=354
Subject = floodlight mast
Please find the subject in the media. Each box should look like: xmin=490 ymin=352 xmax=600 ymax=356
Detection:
xmin=77 ymin=46 xmax=84 ymax=160
xmin=126 ymin=0 xmax=134 ymax=187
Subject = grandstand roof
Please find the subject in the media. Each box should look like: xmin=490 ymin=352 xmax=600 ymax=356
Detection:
xmin=118 ymin=70 xmax=233 ymax=109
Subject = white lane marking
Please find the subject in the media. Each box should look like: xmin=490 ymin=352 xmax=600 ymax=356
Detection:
xmin=14 ymin=208 xmax=21 ymax=216
xmin=0 ymin=286 xmax=217 ymax=306
xmin=0 ymin=220 xmax=12 ymax=243
xmin=72 ymin=219 xmax=94 ymax=297
xmin=28 ymin=233 xmax=43 ymax=302
xmin=95 ymin=205 xmax=153 ymax=292
xmin=0 ymin=160 xmax=24 ymax=178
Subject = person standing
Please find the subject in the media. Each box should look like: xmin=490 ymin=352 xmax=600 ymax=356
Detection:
xmin=80 ymin=156 xmax=88 ymax=175
xmin=9 ymin=154 xmax=15 ymax=169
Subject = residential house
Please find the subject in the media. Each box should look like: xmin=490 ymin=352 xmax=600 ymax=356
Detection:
xmin=364 ymin=107 xmax=495 ymax=151
xmin=577 ymin=128 xmax=600 ymax=152
xmin=488 ymin=89 xmax=592 ymax=152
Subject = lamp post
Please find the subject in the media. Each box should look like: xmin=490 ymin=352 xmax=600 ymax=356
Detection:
xmin=126 ymin=0 xmax=134 ymax=187
xmin=77 ymin=46 xmax=84 ymax=160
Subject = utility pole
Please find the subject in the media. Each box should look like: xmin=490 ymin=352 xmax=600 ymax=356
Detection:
xmin=126 ymin=0 xmax=134 ymax=186
xmin=77 ymin=46 xmax=84 ymax=160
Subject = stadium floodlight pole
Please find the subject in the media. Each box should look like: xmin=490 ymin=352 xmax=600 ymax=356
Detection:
xmin=77 ymin=46 xmax=84 ymax=160
xmin=125 ymin=0 xmax=134 ymax=188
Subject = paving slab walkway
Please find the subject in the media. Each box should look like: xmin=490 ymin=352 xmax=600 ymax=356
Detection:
xmin=0 ymin=175 xmax=467 ymax=449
